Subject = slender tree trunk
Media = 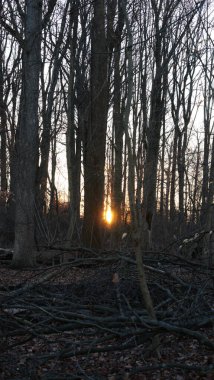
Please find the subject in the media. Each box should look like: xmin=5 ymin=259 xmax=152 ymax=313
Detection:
xmin=112 ymin=46 xmax=123 ymax=226
xmin=170 ymin=129 xmax=178 ymax=219
xmin=192 ymin=140 xmax=200 ymax=223
xmin=66 ymin=4 xmax=81 ymax=244
xmin=165 ymin=149 xmax=171 ymax=221
xmin=142 ymin=65 xmax=163 ymax=249
xmin=208 ymin=134 xmax=214 ymax=206
xmin=201 ymin=122 xmax=210 ymax=216
xmin=177 ymin=130 xmax=184 ymax=215
xmin=141 ymin=0 xmax=165 ymax=250
xmin=201 ymin=11 xmax=213 ymax=221
xmin=159 ymin=55 xmax=168 ymax=217
xmin=49 ymin=119 xmax=57 ymax=214
xmin=0 ymin=39 xmax=7 ymax=204
xmin=122 ymin=137 xmax=127 ymax=222
xmin=201 ymin=72 xmax=213 ymax=222
xmin=111 ymin=0 xmax=124 ymax=229
xmin=8 ymin=84 xmax=21 ymax=220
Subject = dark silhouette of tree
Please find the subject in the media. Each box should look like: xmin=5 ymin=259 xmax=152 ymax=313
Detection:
xmin=83 ymin=0 xmax=108 ymax=248
xmin=12 ymin=0 xmax=43 ymax=267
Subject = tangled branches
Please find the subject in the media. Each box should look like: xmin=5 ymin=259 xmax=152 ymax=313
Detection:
xmin=0 ymin=248 xmax=213 ymax=378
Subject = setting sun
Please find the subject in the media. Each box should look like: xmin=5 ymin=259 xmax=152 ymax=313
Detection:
xmin=104 ymin=206 xmax=113 ymax=225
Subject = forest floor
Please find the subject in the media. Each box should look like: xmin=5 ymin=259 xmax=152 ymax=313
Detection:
xmin=0 ymin=247 xmax=213 ymax=380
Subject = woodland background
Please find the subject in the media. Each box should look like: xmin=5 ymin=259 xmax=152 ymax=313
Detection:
xmin=0 ymin=0 xmax=213 ymax=378
xmin=0 ymin=0 xmax=214 ymax=257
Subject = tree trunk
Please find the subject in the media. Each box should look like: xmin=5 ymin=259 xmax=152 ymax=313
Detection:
xmin=66 ymin=4 xmax=80 ymax=244
xmin=142 ymin=67 xmax=163 ymax=249
xmin=49 ymin=119 xmax=58 ymax=215
xmin=141 ymin=0 xmax=165 ymax=250
xmin=177 ymin=130 xmax=184 ymax=215
xmin=170 ymin=129 xmax=178 ymax=220
xmin=0 ymin=39 xmax=7 ymax=205
xmin=201 ymin=42 xmax=213 ymax=221
xmin=112 ymin=44 xmax=123 ymax=227
xmin=83 ymin=0 xmax=108 ymax=248
xmin=12 ymin=0 xmax=42 ymax=268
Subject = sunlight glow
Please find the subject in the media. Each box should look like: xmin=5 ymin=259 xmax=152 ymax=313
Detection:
xmin=104 ymin=206 xmax=113 ymax=225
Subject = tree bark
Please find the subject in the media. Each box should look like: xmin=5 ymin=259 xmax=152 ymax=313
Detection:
xmin=112 ymin=2 xmax=124 ymax=228
xmin=83 ymin=0 xmax=108 ymax=248
xmin=12 ymin=0 xmax=42 ymax=268
xmin=142 ymin=42 xmax=163 ymax=249
xmin=66 ymin=3 xmax=81 ymax=244
xmin=0 ymin=36 xmax=7 ymax=204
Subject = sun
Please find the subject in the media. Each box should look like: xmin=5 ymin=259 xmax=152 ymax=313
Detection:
xmin=104 ymin=206 xmax=113 ymax=225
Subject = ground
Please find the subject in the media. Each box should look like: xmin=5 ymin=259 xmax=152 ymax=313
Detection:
xmin=0 ymin=248 xmax=213 ymax=379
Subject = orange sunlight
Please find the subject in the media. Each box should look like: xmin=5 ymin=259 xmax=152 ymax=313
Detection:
xmin=104 ymin=206 xmax=113 ymax=225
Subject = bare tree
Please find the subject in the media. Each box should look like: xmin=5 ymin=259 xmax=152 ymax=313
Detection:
xmin=0 ymin=14 xmax=7 ymax=204
xmin=120 ymin=0 xmax=160 ymax=356
xmin=111 ymin=0 xmax=124 ymax=230
xmin=83 ymin=0 xmax=108 ymax=248
xmin=201 ymin=22 xmax=214 ymax=221
xmin=66 ymin=0 xmax=80 ymax=245
xmin=142 ymin=0 xmax=205 ymax=248
xmin=11 ymin=0 xmax=43 ymax=267
xmin=37 ymin=0 xmax=70 ymax=214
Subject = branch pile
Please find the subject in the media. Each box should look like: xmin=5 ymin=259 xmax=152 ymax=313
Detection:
xmin=0 ymin=248 xmax=213 ymax=379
